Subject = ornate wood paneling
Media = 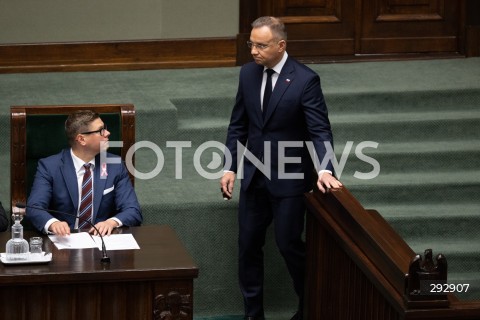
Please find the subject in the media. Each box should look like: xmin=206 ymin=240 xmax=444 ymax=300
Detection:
xmin=0 ymin=1 xmax=476 ymax=72
xmin=376 ymin=0 xmax=445 ymax=21
xmin=238 ymin=0 xmax=470 ymax=64
xmin=237 ymin=0 xmax=355 ymax=65
xmin=273 ymin=0 xmax=342 ymax=21
xmin=359 ymin=0 xmax=462 ymax=54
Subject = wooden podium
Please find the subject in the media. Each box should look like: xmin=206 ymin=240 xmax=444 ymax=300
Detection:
xmin=0 ymin=225 xmax=198 ymax=320
xmin=304 ymin=186 xmax=480 ymax=320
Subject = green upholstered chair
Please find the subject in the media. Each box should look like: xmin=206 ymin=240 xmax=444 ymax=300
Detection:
xmin=10 ymin=104 xmax=136 ymax=224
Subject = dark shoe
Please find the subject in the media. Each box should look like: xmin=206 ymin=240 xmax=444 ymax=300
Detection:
xmin=290 ymin=311 xmax=303 ymax=320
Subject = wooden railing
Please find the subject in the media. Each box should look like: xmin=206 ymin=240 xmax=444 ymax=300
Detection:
xmin=0 ymin=38 xmax=236 ymax=73
xmin=304 ymin=186 xmax=480 ymax=320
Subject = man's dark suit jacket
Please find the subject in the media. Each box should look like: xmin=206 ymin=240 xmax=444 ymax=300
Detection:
xmin=27 ymin=149 xmax=142 ymax=233
xmin=225 ymin=56 xmax=334 ymax=197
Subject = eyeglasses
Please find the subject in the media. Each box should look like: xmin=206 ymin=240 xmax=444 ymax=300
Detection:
xmin=80 ymin=125 xmax=108 ymax=137
xmin=247 ymin=41 xmax=271 ymax=50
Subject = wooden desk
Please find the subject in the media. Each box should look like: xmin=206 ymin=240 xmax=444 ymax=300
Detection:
xmin=0 ymin=225 xmax=198 ymax=320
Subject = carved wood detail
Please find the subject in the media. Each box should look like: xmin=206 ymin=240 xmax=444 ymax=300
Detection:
xmin=274 ymin=0 xmax=341 ymax=21
xmin=153 ymin=291 xmax=192 ymax=320
xmin=405 ymin=249 xmax=450 ymax=308
xmin=237 ymin=0 xmax=470 ymax=64
xmin=375 ymin=0 xmax=445 ymax=21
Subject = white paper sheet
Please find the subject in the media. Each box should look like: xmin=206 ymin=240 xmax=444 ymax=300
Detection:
xmin=49 ymin=232 xmax=140 ymax=251
xmin=49 ymin=232 xmax=98 ymax=250
xmin=92 ymin=234 xmax=140 ymax=251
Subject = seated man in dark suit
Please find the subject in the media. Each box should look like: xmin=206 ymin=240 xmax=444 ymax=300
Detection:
xmin=0 ymin=201 xmax=8 ymax=232
xmin=27 ymin=110 xmax=142 ymax=236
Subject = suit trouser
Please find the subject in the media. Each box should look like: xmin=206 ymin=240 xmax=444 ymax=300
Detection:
xmin=238 ymin=171 xmax=306 ymax=317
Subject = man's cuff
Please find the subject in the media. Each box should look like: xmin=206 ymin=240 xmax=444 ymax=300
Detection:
xmin=45 ymin=218 xmax=60 ymax=234
xmin=318 ymin=169 xmax=333 ymax=177
xmin=109 ymin=217 xmax=122 ymax=228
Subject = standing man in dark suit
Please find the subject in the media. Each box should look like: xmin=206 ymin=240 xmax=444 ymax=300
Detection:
xmin=27 ymin=110 xmax=142 ymax=236
xmin=220 ymin=16 xmax=342 ymax=320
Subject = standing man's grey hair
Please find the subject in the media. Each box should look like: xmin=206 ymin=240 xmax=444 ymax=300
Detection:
xmin=251 ymin=16 xmax=287 ymax=41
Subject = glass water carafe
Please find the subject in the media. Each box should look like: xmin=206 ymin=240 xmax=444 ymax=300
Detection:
xmin=6 ymin=214 xmax=29 ymax=261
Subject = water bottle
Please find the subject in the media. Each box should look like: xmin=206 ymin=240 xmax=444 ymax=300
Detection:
xmin=5 ymin=214 xmax=29 ymax=261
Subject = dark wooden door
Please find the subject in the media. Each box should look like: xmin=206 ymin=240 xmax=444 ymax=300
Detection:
xmin=270 ymin=0 xmax=356 ymax=59
xmin=359 ymin=0 xmax=462 ymax=54
xmin=237 ymin=0 xmax=465 ymax=64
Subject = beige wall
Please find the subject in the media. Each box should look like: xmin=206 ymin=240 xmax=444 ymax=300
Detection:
xmin=0 ymin=0 xmax=239 ymax=44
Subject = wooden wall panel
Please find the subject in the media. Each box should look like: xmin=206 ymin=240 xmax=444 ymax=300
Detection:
xmin=237 ymin=0 xmax=472 ymax=65
xmin=237 ymin=0 xmax=356 ymax=65
xmin=0 ymin=1 xmax=476 ymax=73
xmin=359 ymin=0 xmax=461 ymax=54
xmin=465 ymin=0 xmax=480 ymax=57
xmin=275 ymin=0 xmax=340 ymax=18
xmin=0 ymin=38 xmax=236 ymax=73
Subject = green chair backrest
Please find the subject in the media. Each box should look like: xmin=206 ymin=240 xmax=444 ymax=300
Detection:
xmin=25 ymin=113 xmax=121 ymax=198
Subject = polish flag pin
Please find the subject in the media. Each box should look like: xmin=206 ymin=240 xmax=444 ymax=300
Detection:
xmin=286 ymin=79 xmax=291 ymax=83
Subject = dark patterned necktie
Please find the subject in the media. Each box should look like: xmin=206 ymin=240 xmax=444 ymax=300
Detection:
xmin=79 ymin=163 xmax=93 ymax=229
xmin=263 ymin=69 xmax=275 ymax=119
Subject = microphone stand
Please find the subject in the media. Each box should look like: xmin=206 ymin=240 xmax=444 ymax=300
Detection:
xmin=16 ymin=203 xmax=110 ymax=264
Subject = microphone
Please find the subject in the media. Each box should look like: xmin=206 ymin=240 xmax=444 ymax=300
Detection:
xmin=15 ymin=202 xmax=110 ymax=264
